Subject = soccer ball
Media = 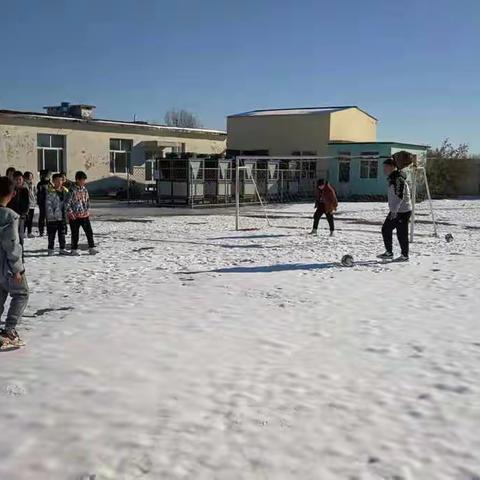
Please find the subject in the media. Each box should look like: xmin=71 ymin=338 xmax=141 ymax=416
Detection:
xmin=341 ymin=254 xmax=354 ymax=267
xmin=445 ymin=233 xmax=454 ymax=243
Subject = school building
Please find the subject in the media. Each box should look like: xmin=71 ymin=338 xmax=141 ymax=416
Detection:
xmin=0 ymin=102 xmax=227 ymax=194
xmin=328 ymin=141 xmax=428 ymax=198
xmin=227 ymin=106 xmax=430 ymax=198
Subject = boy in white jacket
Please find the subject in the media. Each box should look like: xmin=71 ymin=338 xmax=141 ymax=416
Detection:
xmin=0 ymin=176 xmax=29 ymax=348
xmin=378 ymin=159 xmax=412 ymax=262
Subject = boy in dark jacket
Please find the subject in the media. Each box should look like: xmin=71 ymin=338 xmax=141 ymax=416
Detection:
xmin=59 ymin=171 xmax=74 ymax=192
xmin=7 ymin=171 xmax=30 ymax=253
xmin=66 ymin=171 xmax=97 ymax=256
xmin=309 ymin=179 xmax=338 ymax=236
xmin=23 ymin=171 xmax=36 ymax=238
xmin=5 ymin=167 xmax=16 ymax=180
xmin=46 ymin=174 xmax=69 ymax=256
xmin=37 ymin=170 xmax=51 ymax=237
xmin=0 ymin=176 xmax=29 ymax=349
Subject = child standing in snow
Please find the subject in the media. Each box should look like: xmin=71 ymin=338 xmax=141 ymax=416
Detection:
xmin=0 ymin=176 xmax=29 ymax=349
xmin=7 ymin=171 xmax=30 ymax=257
xmin=66 ymin=171 xmax=97 ymax=256
xmin=378 ymin=158 xmax=412 ymax=262
xmin=46 ymin=173 xmax=69 ymax=256
xmin=37 ymin=170 xmax=51 ymax=237
xmin=23 ymin=171 xmax=36 ymax=238
xmin=309 ymin=179 xmax=338 ymax=236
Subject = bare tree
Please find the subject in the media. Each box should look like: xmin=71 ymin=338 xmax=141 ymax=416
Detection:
xmin=164 ymin=109 xmax=203 ymax=129
xmin=427 ymin=138 xmax=470 ymax=196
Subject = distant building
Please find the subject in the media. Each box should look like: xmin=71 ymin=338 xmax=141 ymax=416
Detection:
xmin=328 ymin=141 xmax=429 ymax=198
xmin=227 ymin=105 xmax=377 ymax=157
xmin=227 ymin=106 xmax=434 ymax=199
xmin=0 ymin=102 xmax=226 ymax=193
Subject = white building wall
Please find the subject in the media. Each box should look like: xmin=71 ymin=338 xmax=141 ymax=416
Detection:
xmin=0 ymin=118 xmax=226 ymax=192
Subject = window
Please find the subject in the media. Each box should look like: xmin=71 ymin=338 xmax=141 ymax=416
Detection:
xmin=360 ymin=160 xmax=378 ymax=179
xmin=144 ymin=152 xmax=160 ymax=181
xmin=37 ymin=134 xmax=65 ymax=172
xmin=145 ymin=160 xmax=154 ymax=181
xmin=110 ymin=138 xmax=133 ymax=174
xmin=339 ymin=161 xmax=350 ymax=183
xmin=301 ymin=161 xmax=316 ymax=179
xmin=292 ymin=151 xmax=317 ymax=156
xmin=159 ymin=160 xmax=171 ymax=180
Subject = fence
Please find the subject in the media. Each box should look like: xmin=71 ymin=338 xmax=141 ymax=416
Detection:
xmin=125 ymin=166 xmax=157 ymax=203
xmin=123 ymin=153 xmax=429 ymax=207
xmin=124 ymin=158 xmax=318 ymax=207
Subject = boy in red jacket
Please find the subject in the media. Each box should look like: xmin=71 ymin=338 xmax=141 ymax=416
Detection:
xmin=309 ymin=179 xmax=338 ymax=236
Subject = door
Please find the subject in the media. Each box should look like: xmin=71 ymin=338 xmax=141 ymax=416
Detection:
xmin=337 ymin=160 xmax=351 ymax=198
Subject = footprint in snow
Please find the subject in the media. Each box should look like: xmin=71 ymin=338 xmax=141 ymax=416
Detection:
xmin=433 ymin=383 xmax=471 ymax=394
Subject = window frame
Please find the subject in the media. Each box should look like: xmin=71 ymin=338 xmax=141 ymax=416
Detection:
xmin=109 ymin=138 xmax=133 ymax=174
xmin=360 ymin=159 xmax=378 ymax=179
xmin=37 ymin=134 xmax=65 ymax=173
xmin=337 ymin=152 xmax=351 ymax=183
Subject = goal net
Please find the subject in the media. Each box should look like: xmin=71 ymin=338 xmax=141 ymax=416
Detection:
xmin=233 ymin=155 xmax=437 ymax=239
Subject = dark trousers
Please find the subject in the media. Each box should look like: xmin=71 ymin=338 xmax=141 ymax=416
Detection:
xmin=313 ymin=205 xmax=334 ymax=232
xmin=25 ymin=209 xmax=35 ymax=235
xmin=38 ymin=206 xmax=46 ymax=236
xmin=382 ymin=212 xmax=411 ymax=257
xmin=47 ymin=221 xmax=66 ymax=250
xmin=70 ymin=217 xmax=95 ymax=250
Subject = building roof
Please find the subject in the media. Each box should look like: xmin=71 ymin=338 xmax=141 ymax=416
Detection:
xmin=0 ymin=109 xmax=226 ymax=136
xmin=229 ymin=106 xmax=377 ymax=121
xmin=43 ymin=103 xmax=96 ymax=109
xmin=329 ymin=141 xmax=429 ymax=149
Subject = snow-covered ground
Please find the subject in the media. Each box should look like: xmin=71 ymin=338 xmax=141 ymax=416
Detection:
xmin=1 ymin=199 xmax=479 ymax=480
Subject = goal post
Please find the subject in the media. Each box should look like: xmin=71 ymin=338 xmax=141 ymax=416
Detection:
xmin=235 ymin=162 xmax=271 ymax=231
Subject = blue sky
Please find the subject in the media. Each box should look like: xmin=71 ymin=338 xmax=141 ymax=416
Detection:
xmin=1 ymin=0 xmax=479 ymax=151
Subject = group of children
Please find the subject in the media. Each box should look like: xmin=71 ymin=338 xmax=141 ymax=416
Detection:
xmin=5 ymin=168 xmax=97 ymax=256
xmin=0 ymin=168 xmax=97 ymax=349
xmin=43 ymin=171 xmax=97 ymax=256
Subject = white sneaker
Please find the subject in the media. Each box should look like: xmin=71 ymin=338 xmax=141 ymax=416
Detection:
xmin=308 ymin=230 xmax=317 ymax=236
xmin=377 ymin=251 xmax=393 ymax=260
xmin=89 ymin=248 xmax=98 ymax=255
xmin=70 ymin=249 xmax=80 ymax=256
xmin=47 ymin=249 xmax=55 ymax=256
xmin=59 ymin=249 xmax=70 ymax=256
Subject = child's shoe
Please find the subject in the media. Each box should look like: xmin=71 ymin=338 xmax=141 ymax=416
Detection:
xmin=47 ymin=249 xmax=55 ymax=256
xmin=70 ymin=249 xmax=80 ymax=256
xmin=59 ymin=249 xmax=70 ymax=256
xmin=89 ymin=248 xmax=98 ymax=255
xmin=0 ymin=328 xmax=25 ymax=347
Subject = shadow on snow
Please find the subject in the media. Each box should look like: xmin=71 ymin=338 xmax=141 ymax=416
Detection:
xmin=179 ymin=259 xmax=392 ymax=275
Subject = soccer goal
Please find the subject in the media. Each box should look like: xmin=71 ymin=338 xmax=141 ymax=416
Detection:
xmin=233 ymin=154 xmax=438 ymax=239
xmin=233 ymin=155 xmax=327 ymax=231
xmin=234 ymin=164 xmax=271 ymax=230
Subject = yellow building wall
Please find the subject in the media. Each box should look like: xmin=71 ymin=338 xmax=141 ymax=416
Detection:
xmin=329 ymin=108 xmax=377 ymax=142
xmin=227 ymin=114 xmax=332 ymax=157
